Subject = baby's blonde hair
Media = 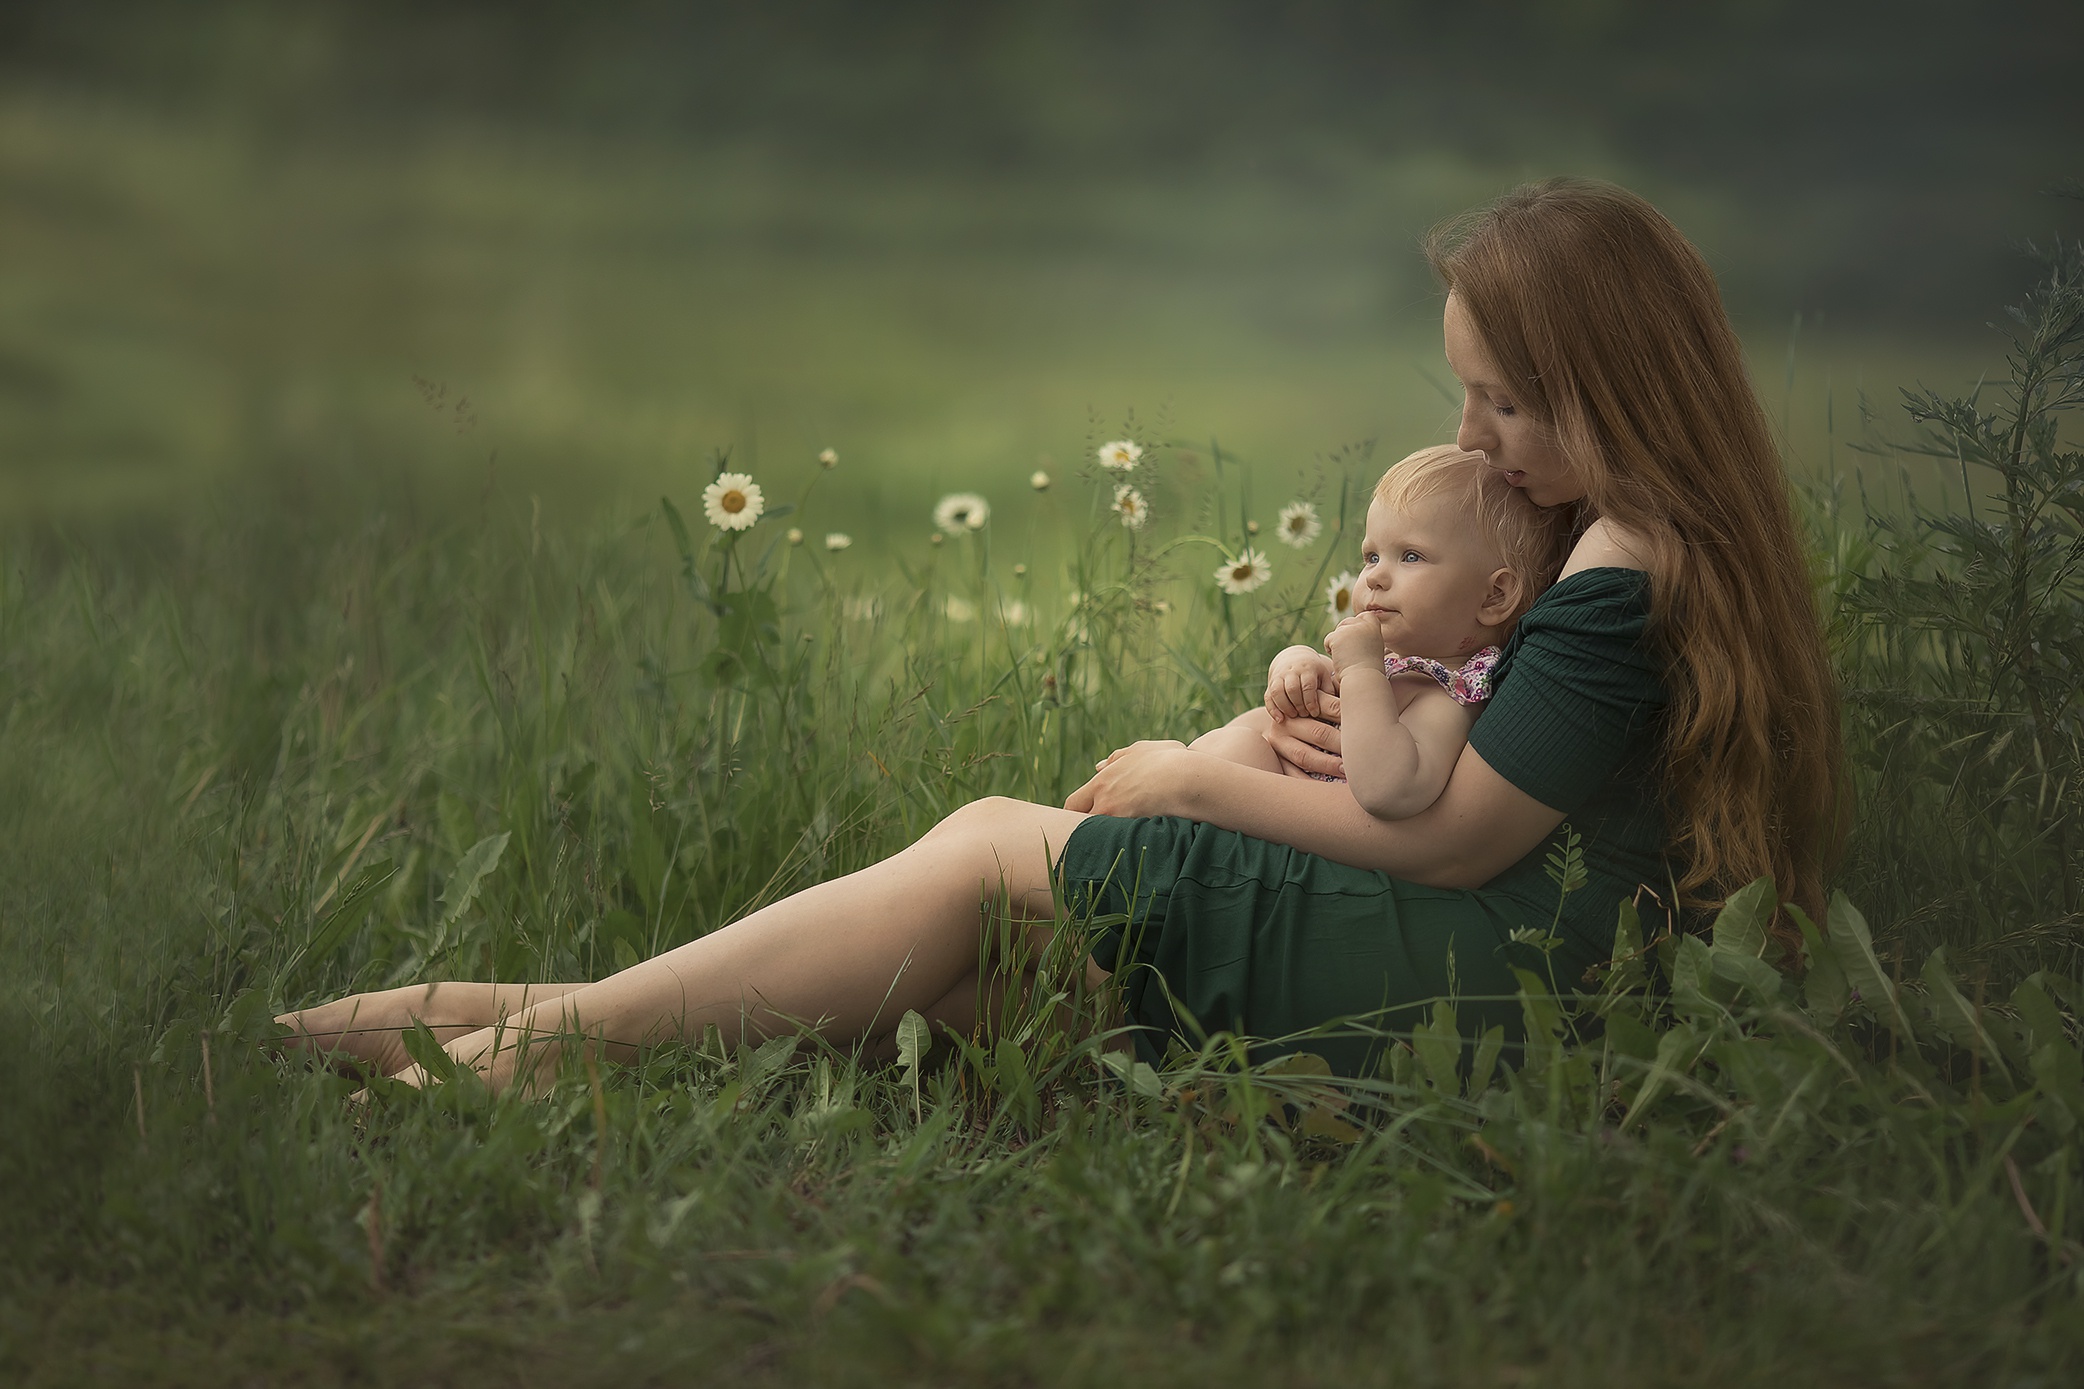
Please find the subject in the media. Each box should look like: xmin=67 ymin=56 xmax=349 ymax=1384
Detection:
xmin=1374 ymin=444 xmax=1573 ymax=629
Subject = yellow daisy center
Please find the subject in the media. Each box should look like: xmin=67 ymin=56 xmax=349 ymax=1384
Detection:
xmin=721 ymin=491 xmax=745 ymax=513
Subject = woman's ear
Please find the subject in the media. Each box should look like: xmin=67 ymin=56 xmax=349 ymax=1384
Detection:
xmin=1477 ymin=567 xmax=1523 ymax=628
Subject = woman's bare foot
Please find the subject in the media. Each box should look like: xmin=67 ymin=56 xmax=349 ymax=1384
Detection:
xmin=274 ymin=982 xmax=584 ymax=1078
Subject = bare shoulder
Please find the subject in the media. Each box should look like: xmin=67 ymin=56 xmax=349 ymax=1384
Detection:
xmin=1559 ymin=516 xmax=1657 ymax=580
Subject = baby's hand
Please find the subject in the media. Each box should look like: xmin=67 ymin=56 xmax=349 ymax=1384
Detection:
xmin=1264 ymin=645 xmax=1339 ymax=721
xmin=1325 ymin=613 xmax=1389 ymax=675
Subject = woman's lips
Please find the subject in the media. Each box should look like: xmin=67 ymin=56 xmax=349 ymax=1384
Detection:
xmin=1501 ymin=470 xmax=1527 ymax=486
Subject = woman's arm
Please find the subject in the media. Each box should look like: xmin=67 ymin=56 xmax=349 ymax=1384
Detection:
xmin=1064 ymin=738 xmax=1564 ymax=887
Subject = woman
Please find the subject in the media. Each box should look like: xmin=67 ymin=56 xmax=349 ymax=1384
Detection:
xmin=281 ymin=178 xmax=1844 ymax=1088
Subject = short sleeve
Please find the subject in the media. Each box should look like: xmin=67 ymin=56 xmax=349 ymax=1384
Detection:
xmin=1467 ymin=568 xmax=1665 ymax=815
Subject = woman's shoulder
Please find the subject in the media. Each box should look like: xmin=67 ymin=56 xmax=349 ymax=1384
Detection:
xmin=1558 ymin=516 xmax=1655 ymax=581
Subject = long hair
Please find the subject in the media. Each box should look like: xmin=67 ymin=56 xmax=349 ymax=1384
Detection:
xmin=1426 ymin=178 xmax=1845 ymax=944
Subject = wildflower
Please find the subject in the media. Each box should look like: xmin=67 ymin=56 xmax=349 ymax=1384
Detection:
xmin=1001 ymin=600 xmax=1030 ymax=627
xmin=819 ymin=448 xmax=839 ymax=468
xmin=701 ymin=471 xmax=765 ymax=531
xmin=1012 ymin=563 xmax=1028 ymax=578
xmin=1276 ymin=500 xmax=1322 ymax=549
xmin=825 ymin=533 xmax=852 ymax=551
xmin=1097 ymin=440 xmax=1142 ymax=472
xmin=1325 ymin=570 xmax=1357 ymax=621
xmin=1245 ymin=519 xmax=1260 ymax=536
xmin=786 ymin=527 xmax=804 ymax=546
xmin=1214 ymin=548 xmax=1272 ymax=595
xmin=931 ymin=533 xmax=944 ymax=547
xmin=1030 ymin=470 xmax=1052 ymax=491
xmin=944 ymin=595 xmax=976 ymax=623
xmin=1112 ymin=484 xmax=1149 ymax=530
xmin=934 ymin=492 xmax=990 ymax=535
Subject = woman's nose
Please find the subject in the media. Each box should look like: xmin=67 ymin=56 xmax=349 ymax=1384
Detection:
xmin=1456 ymin=398 xmax=1490 ymax=455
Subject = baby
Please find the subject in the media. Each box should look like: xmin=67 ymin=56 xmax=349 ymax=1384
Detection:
xmin=1189 ymin=445 xmax=1572 ymax=820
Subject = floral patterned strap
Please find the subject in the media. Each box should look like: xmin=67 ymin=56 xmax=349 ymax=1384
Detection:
xmin=1382 ymin=645 xmax=1502 ymax=706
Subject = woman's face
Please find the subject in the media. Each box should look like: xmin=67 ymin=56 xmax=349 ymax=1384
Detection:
xmin=1442 ymin=294 xmax=1584 ymax=508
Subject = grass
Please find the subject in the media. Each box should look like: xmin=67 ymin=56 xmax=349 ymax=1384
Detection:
xmin=4 ymin=435 xmax=2083 ymax=1385
xmin=4 ymin=92 xmax=2082 ymax=1388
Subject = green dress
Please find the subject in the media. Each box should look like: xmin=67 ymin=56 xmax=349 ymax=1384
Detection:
xmin=1059 ymin=567 xmax=1670 ymax=1075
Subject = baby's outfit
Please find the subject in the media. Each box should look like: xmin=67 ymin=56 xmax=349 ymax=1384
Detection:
xmin=1302 ymin=645 xmax=1502 ymax=784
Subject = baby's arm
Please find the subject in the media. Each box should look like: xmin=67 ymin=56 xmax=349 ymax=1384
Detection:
xmin=1326 ymin=617 xmax=1480 ymax=819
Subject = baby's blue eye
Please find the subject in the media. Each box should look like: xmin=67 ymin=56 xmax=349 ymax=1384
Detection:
xmin=1401 ymin=550 xmax=1424 ymax=563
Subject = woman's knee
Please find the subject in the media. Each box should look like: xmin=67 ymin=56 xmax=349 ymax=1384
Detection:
xmin=915 ymin=797 xmax=1077 ymax=892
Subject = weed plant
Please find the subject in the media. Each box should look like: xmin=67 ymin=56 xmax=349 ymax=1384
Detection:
xmin=4 ymin=391 xmax=2084 ymax=1379
xmin=1829 ymin=222 xmax=2084 ymax=979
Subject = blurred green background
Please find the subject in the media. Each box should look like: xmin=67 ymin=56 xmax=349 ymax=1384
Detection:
xmin=3 ymin=0 xmax=2081 ymax=533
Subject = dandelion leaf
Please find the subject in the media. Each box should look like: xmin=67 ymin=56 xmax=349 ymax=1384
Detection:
xmin=1467 ymin=1024 xmax=1506 ymax=1096
xmin=1669 ymin=934 xmax=1719 ymax=1021
xmin=1708 ymin=944 xmax=1783 ymax=1008
xmin=1415 ymin=999 xmax=1462 ymax=1097
xmin=2013 ymin=976 xmax=2070 ymax=1053
xmin=1918 ymin=948 xmax=2011 ymax=1081
xmin=1787 ymin=904 xmax=1849 ymax=1019
xmin=439 ymin=832 xmax=511 ymax=929
xmin=1825 ymin=892 xmax=1915 ymax=1039
xmin=1620 ymin=1022 xmax=1704 ymax=1130
xmin=894 ymin=1009 xmax=931 ymax=1073
xmin=1710 ymin=876 xmax=1775 ymax=958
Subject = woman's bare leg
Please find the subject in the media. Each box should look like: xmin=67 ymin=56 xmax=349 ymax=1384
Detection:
xmin=394 ymin=797 xmax=1091 ymax=1093
xmin=277 ymin=982 xmax=590 ymax=1076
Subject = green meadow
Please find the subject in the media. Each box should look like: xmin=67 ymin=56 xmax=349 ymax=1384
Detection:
xmin=4 ymin=65 xmax=2083 ymax=1389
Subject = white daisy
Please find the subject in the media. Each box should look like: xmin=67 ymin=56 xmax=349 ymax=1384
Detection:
xmin=825 ymin=532 xmax=852 ymax=551
xmin=1000 ymin=600 xmax=1030 ymax=627
xmin=818 ymin=448 xmax=839 ymax=469
xmin=1030 ymin=469 xmax=1052 ymax=491
xmin=934 ymin=492 xmax=990 ymax=535
xmin=1325 ymin=570 xmax=1357 ymax=621
xmin=1276 ymin=500 xmax=1322 ymax=549
xmin=943 ymin=595 xmax=976 ymax=623
xmin=1112 ymin=484 xmax=1149 ymax=530
xmin=701 ymin=471 xmax=765 ymax=531
xmin=1097 ymin=440 xmax=1142 ymax=472
xmin=1214 ymin=548 xmax=1272 ymax=595
xmin=786 ymin=527 xmax=804 ymax=546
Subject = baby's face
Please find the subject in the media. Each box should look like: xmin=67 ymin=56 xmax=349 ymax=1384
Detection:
xmin=1350 ymin=493 xmax=1511 ymax=660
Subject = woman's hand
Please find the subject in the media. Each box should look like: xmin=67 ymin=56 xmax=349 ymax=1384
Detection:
xmin=1065 ymin=740 xmax=1197 ymax=817
xmin=1265 ymin=714 xmax=1344 ymax=779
